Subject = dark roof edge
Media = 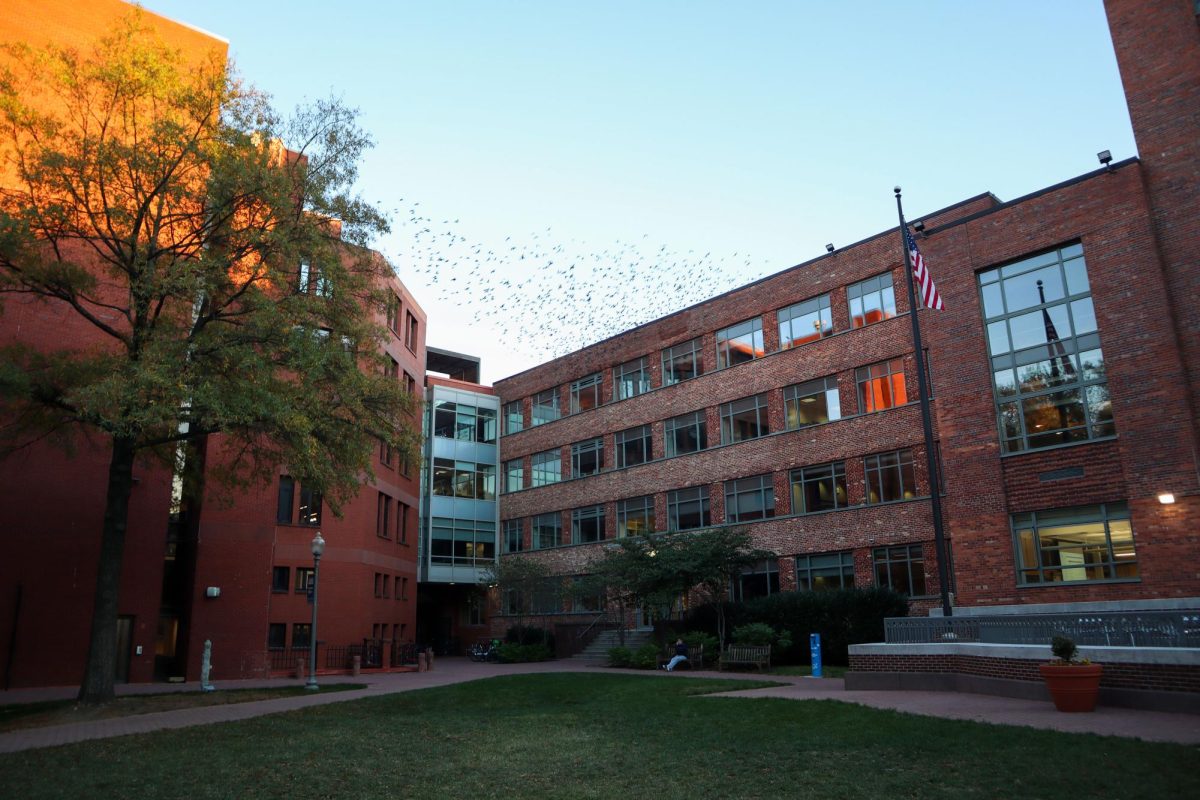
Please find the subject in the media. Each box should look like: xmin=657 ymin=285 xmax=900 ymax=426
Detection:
xmin=495 ymin=192 xmax=997 ymax=386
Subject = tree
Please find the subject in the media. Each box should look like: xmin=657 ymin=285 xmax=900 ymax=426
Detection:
xmin=0 ymin=13 xmax=418 ymax=703
xmin=481 ymin=556 xmax=555 ymax=642
xmin=591 ymin=526 xmax=769 ymax=646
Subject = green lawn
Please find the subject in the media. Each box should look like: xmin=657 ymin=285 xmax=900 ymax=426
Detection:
xmin=1 ymin=673 xmax=1195 ymax=799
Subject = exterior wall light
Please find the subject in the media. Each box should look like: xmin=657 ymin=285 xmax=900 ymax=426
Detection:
xmin=1158 ymin=493 xmax=1176 ymax=504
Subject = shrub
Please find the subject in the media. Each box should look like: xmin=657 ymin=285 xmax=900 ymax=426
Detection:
xmin=632 ymin=642 xmax=661 ymax=670
xmin=607 ymin=646 xmax=633 ymax=668
xmin=496 ymin=643 xmax=553 ymax=663
xmin=1051 ymin=635 xmax=1079 ymax=664
xmin=681 ymin=632 xmax=719 ymax=666
xmin=505 ymin=625 xmax=556 ymax=651
xmin=732 ymin=622 xmax=776 ymax=646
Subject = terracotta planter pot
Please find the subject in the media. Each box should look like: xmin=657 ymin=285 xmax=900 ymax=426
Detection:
xmin=1039 ymin=663 xmax=1103 ymax=712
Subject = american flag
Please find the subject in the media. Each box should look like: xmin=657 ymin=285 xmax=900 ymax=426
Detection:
xmin=905 ymin=229 xmax=944 ymax=311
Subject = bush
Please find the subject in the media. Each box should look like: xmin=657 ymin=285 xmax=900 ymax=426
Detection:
xmin=681 ymin=632 xmax=719 ymax=666
xmin=505 ymin=625 xmax=556 ymax=651
xmin=632 ymin=642 xmax=661 ymax=670
xmin=496 ymin=642 xmax=553 ymax=663
xmin=607 ymin=646 xmax=633 ymax=668
xmin=732 ymin=623 xmax=776 ymax=646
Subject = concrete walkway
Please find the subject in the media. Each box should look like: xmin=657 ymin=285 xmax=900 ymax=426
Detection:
xmin=1 ymin=659 xmax=1197 ymax=754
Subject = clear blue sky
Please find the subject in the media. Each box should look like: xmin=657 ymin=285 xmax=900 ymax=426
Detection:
xmin=143 ymin=1 xmax=1136 ymax=383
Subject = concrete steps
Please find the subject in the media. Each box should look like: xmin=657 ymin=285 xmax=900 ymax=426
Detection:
xmin=570 ymin=629 xmax=654 ymax=664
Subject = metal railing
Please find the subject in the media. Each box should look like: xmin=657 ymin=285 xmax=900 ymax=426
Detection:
xmin=884 ymin=611 xmax=1200 ymax=648
xmin=392 ymin=641 xmax=418 ymax=666
xmin=268 ymin=647 xmax=307 ymax=671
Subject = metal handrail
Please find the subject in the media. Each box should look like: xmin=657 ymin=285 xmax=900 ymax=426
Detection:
xmin=884 ymin=610 xmax=1200 ymax=648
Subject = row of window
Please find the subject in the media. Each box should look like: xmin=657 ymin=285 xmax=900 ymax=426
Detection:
xmin=503 ymin=449 xmax=920 ymax=551
xmin=505 ymin=361 xmax=905 ymax=491
xmin=271 ymin=565 xmax=410 ymax=601
xmin=431 ymin=458 xmax=497 ymax=501
xmin=375 ymin=492 xmax=412 ymax=544
xmin=268 ymin=622 xmax=409 ymax=650
xmin=373 ymin=572 xmax=410 ymax=600
xmin=384 ymin=291 xmax=420 ymax=352
xmin=504 ymin=273 xmax=899 ymax=434
xmin=429 ymin=517 xmax=497 ymax=565
xmin=432 ymin=399 xmax=498 ymax=444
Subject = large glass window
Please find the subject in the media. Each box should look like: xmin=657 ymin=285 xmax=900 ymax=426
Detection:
xmin=571 ymin=438 xmax=603 ymax=478
xmin=615 ymin=425 xmax=651 ymax=469
xmin=857 ymin=358 xmax=907 ymax=413
xmin=531 ymin=388 xmax=560 ymax=426
xmin=572 ymin=505 xmax=605 ymax=544
xmin=531 ymin=450 xmax=561 ymax=487
xmin=298 ymin=485 xmax=322 ymax=526
xmin=431 ymin=458 xmax=496 ymax=500
xmin=980 ymin=244 xmax=1113 ymax=453
xmin=724 ymin=475 xmax=775 ymax=523
xmin=1013 ymin=502 xmax=1136 ymax=585
xmin=796 ymin=552 xmax=856 ymax=591
xmin=790 ymin=462 xmax=848 ymax=514
xmin=716 ymin=318 xmax=765 ymax=369
xmin=736 ymin=559 xmax=780 ymax=601
xmin=504 ymin=518 xmax=524 ymax=553
xmin=662 ymin=338 xmax=702 ymax=385
xmin=614 ymin=357 xmax=650 ymax=400
xmin=873 ymin=544 xmax=926 ymax=596
xmin=784 ymin=377 xmax=841 ymax=429
xmin=532 ymin=513 xmax=561 ymax=550
xmin=720 ymin=394 xmax=770 ymax=444
xmin=848 ymin=273 xmax=897 ymax=329
xmin=667 ymin=486 xmax=710 ymax=531
xmin=430 ymin=517 xmax=497 ymax=565
xmin=570 ymin=374 xmax=603 ymax=414
xmin=432 ymin=400 xmax=496 ymax=443
xmin=863 ymin=449 xmax=916 ymax=504
xmin=664 ymin=411 xmax=707 ymax=457
xmin=504 ymin=401 xmax=524 ymax=434
xmin=778 ymin=295 xmax=833 ymax=349
xmin=617 ymin=495 xmax=655 ymax=538
xmin=504 ymin=458 xmax=524 ymax=493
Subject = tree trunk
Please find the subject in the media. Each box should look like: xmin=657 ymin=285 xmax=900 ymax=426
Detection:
xmin=78 ymin=436 xmax=137 ymax=705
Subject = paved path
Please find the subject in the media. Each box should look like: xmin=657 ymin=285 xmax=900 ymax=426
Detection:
xmin=1 ymin=660 xmax=1197 ymax=754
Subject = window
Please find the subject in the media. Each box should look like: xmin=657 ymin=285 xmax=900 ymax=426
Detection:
xmin=796 ymin=552 xmax=856 ymax=591
xmin=864 ymin=449 xmax=917 ymax=504
xmin=295 ymin=568 xmax=314 ymax=594
xmin=267 ymin=623 xmax=287 ymax=650
xmin=405 ymin=311 xmax=418 ymax=350
xmin=374 ymin=572 xmax=384 ymax=598
xmin=615 ymin=425 xmax=651 ymax=468
xmin=298 ymin=485 xmax=322 ymax=526
xmin=790 ymin=462 xmax=848 ymax=514
xmin=857 ymin=358 xmax=907 ymax=413
xmin=848 ymin=273 xmax=897 ymax=328
xmin=298 ymin=261 xmax=332 ymax=297
xmin=504 ymin=518 xmax=524 ymax=553
xmin=874 ymin=544 xmax=927 ymax=596
xmin=465 ymin=594 xmax=484 ymax=626
xmin=429 ymin=518 xmax=497 ymax=565
xmin=784 ymin=377 xmax=841 ymax=429
xmin=292 ymin=623 xmax=312 ymax=648
xmin=271 ymin=566 xmax=290 ymax=593
xmin=531 ymin=388 xmax=560 ymax=426
xmin=433 ymin=400 xmax=456 ymax=438
xmin=716 ymin=318 xmax=765 ymax=369
xmin=664 ymin=411 xmax=707 ymax=457
xmin=532 ymin=579 xmax=561 ymax=614
xmin=616 ymin=495 xmax=655 ymax=538
xmin=570 ymin=373 xmax=603 ymax=414
xmin=572 ymin=505 xmax=605 ymax=544
xmin=778 ymin=294 xmax=833 ymax=348
xmin=503 ymin=588 xmax=527 ymax=616
xmin=504 ymin=458 xmax=524 ymax=493
xmin=397 ymin=502 xmax=410 ymax=544
xmin=504 ymin=401 xmax=524 ymax=434
xmin=431 ymin=458 xmax=496 ymax=500
xmin=724 ymin=474 xmax=775 ymax=522
xmin=432 ymin=401 xmax=496 ymax=443
xmin=531 ymin=450 xmax=561 ymax=487
xmin=475 ymin=406 xmax=497 ymax=443
xmin=662 ymin=338 xmax=702 ymax=385
xmin=401 ymin=577 xmax=409 ymax=600
xmin=532 ymin=512 xmax=561 ymax=550
xmin=1013 ymin=502 xmax=1137 ymax=585
xmin=720 ymin=394 xmax=770 ymax=444
xmin=276 ymin=476 xmax=295 ymax=524
xmin=736 ymin=559 xmax=780 ymax=601
xmin=979 ymin=243 xmax=1113 ymax=453
xmin=667 ymin=486 xmax=710 ymax=531
xmin=571 ymin=438 xmax=603 ymax=478
xmin=376 ymin=492 xmax=391 ymax=538
xmin=571 ymin=576 xmax=605 ymax=613
xmin=387 ymin=294 xmax=401 ymax=336
xmin=614 ymin=357 xmax=650 ymax=400
xmin=404 ymin=372 xmax=417 ymax=397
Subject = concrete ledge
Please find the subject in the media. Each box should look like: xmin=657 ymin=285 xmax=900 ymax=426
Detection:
xmin=850 ymin=641 xmax=1200 ymax=666
xmin=928 ymin=598 xmax=1200 ymax=617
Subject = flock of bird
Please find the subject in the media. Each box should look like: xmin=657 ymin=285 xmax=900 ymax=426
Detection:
xmin=385 ymin=201 xmax=776 ymax=360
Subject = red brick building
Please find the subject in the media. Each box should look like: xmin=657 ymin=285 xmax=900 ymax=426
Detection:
xmin=491 ymin=0 xmax=1200 ymax=633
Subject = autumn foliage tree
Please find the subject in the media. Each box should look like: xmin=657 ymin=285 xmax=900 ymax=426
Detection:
xmin=0 ymin=13 xmax=418 ymax=703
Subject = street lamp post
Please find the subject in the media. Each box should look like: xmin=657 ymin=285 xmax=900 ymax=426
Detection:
xmin=305 ymin=530 xmax=325 ymax=691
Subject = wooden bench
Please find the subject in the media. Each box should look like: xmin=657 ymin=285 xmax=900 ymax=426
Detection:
xmin=657 ymin=644 xmax=704 ymax=671
xmin=719 ymin=644 xmax=771 ymax=672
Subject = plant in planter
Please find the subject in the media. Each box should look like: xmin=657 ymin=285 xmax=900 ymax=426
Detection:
xmin=1039 ymin=635 xmax=1103 ymax=712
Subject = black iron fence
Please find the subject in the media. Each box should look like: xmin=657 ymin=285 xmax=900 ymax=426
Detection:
xmin=884 ymin=610 xmax=1200 ymax=648
xmin=268 ymin=647 xmax=307 ymax=671
xmin=392 ymin=640 xmax=418 ymax=666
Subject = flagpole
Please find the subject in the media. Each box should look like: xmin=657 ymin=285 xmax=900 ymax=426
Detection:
xmin=894 ymin=186 xmax=953 ymax=618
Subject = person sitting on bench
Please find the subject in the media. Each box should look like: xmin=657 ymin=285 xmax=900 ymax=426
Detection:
xmin=664 ymin=639 xmax=689 ymax=671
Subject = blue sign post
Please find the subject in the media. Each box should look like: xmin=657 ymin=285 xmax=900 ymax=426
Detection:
xmin=809 ymin=633 xmax=823 ymax=678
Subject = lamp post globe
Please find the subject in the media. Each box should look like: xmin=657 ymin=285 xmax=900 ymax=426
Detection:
xmin=306 ymin=531 xmax=325 ymax=691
